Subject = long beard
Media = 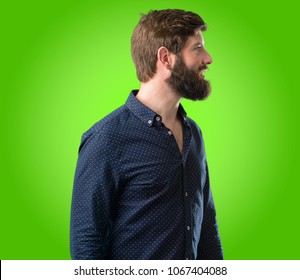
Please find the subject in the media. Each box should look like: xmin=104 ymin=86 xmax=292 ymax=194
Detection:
xmin=166 ymin=56 xmax=211 ymax=101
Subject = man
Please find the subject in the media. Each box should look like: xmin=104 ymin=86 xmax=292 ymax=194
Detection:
xmin=70 ymin=9 xmax=223 ymax=260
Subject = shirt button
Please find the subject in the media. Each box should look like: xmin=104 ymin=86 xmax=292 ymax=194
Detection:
xmin=185 ymin=192 xmax=188 ymax=197
xmin=148 ymin=120 xmax=153 ymax=125
xmin=156 ymin=116 xmax=161 ymax=121
xmin=168 ymin=130 xmax=172 ymax=135
xmin=187 ymin=226 xmax=190 ymax=231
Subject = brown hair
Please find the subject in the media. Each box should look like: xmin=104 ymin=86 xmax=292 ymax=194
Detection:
xmin=131 ymin=9 xmax=207 ymax=82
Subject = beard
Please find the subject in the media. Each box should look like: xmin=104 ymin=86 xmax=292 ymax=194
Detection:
xmin=166 ymin=55 xmax=211 ymax=100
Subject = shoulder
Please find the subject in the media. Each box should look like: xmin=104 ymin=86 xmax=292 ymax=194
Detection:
xmin=79 ymin=105 xmax=130 ymax=151
xmin=89 ymin=105 xmax=130 ymax=134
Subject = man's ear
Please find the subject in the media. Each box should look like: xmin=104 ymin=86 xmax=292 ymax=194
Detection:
xmin=157 ymin=47 xmax=174 ymax=70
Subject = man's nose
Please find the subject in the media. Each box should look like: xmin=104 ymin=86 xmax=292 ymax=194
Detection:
xmin=203 ymin=49 xmax=213 ymax=65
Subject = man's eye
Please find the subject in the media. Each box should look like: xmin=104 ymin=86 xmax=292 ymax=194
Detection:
xmin=194 ymin=44 xmax=202 ymax=51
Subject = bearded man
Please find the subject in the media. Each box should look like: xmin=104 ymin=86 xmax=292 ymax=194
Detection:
xmin=70 ymin=9 xmax=223 ymax=260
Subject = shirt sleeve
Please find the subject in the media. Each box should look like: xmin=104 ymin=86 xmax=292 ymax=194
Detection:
xmin=197 ymin=163 xmax=224 ymax=260
xmin=70 ymin=131 xmax=117 ymax=259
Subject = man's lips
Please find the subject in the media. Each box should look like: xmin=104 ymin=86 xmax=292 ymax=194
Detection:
xmin=198 ymin=67 xmax=208 ymax=77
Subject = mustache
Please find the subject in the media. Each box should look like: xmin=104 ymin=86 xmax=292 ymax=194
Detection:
xmin=198 ymin=66 xmax=208 ymax=72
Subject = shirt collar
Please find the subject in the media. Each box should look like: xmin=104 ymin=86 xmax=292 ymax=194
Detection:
xmin=178 ymin=103 xmax=188 ymax=125
xmin=126 ymin=90 xmax=188 ymax=127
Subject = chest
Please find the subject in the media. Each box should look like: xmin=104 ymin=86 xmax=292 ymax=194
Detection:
xmin=164 ymin=118 xmax=184 ymax=154
xmin=113 ymin=129 xmax=206 ymax=209
xmin=114 ymin=123 xmax=205 ymax=185
xmin=170 ymin=123 xmax=183 ymax=154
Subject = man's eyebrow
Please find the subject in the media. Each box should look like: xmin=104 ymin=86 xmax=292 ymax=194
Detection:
xmin=191 ymin=41 xmax=203 ymax=48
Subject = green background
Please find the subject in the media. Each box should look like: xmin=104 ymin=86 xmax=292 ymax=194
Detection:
xmin=1 ymin=0 xmax=299 ymax=260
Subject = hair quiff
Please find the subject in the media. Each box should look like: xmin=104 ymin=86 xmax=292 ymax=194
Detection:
xmin=131 ymin=9 xmax=207 ymax=82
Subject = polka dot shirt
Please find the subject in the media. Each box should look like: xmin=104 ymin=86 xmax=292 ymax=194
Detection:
xmin=70 ymin=90 xmax=223 ymax=260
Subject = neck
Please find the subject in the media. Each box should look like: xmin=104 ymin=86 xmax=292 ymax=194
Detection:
xmin=136 ymin=81 xmax=181 ymax=124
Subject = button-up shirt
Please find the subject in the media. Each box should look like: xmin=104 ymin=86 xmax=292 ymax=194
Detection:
xmin=70 ymin=90 xmax=223 ymax=260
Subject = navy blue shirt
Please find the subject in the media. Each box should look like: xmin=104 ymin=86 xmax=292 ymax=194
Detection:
xmin=70 ymin=90 xmax=223 ymax=260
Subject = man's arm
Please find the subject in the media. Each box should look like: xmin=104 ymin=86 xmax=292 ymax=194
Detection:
xmin=197 ymin=164 xmax=223 ymax=260
xmin=70 ymin=131 xmax=117 ymax=259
